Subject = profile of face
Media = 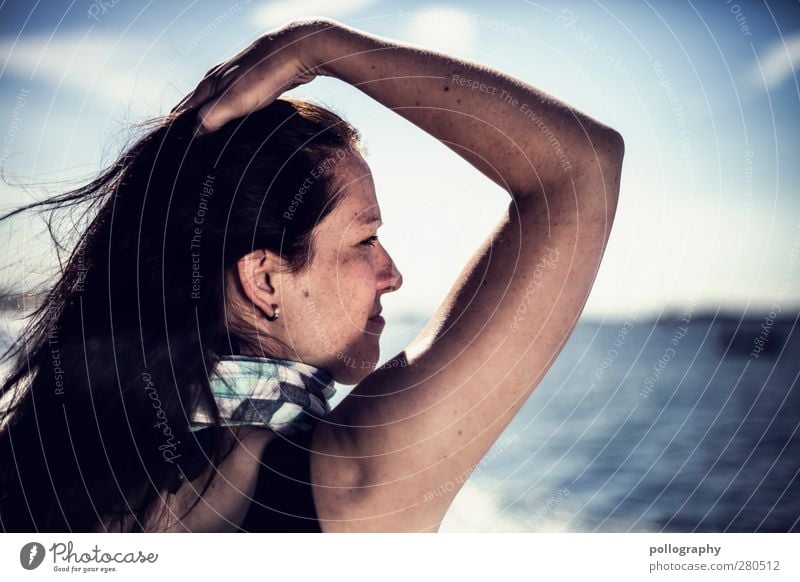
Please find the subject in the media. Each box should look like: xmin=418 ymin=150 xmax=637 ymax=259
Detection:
xmin=232 ymin=153 xmax=403 ymax=385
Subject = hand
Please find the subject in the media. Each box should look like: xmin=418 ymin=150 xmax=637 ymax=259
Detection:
xmin=171 ymin=19 xmax=336 ymax=135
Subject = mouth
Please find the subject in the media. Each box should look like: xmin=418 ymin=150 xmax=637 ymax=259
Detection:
xmin=367 ymin=309 xmax=385 ymax=326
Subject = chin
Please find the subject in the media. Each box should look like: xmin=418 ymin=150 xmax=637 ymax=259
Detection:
xmin=330 ymin=336 xmax=381 ymax=385
xmin=333 ymin=354 xmax=379 ymax=385
xmin=333 ymin=366 xmax=372 ymax=386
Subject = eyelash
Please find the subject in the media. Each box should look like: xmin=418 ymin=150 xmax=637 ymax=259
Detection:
xmin=360 ymin=235 xmax=379 ymax=247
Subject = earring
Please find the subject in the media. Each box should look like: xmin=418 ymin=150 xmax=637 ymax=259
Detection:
xmin=265 ymin=304 xmax=280 ymax=322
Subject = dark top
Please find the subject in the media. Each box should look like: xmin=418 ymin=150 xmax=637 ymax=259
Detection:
xmin=170 ymin=426 xmax=322 ymax=533
xmin=239 ymin=427 xmax=322 ymax=533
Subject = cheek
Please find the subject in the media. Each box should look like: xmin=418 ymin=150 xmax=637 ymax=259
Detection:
xmin=335 ymin=253 xmax=376 ymax=316
xmin=302 ymin=256 xmax=370 ymax=319
xmin=335 ymin=253 xmax=373 ymax=288
xmin=345 ymin=256 xmax=379 ymax=299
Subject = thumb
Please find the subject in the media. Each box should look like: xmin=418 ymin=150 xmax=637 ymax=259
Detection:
xmin=193 ymin=98 xmax=229 ymax=136
xmin=194 ymin=87 xmax=283 ymax=136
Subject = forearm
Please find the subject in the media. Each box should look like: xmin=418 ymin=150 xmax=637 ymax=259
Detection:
xmin=308 ymin=20 xmax=623 ymax=198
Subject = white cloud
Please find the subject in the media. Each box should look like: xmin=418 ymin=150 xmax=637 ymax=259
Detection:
xmin=752 ymin=32 xmax=800 ymax=90
xmin=403 ymin=5 xmax=477 ymax=54
xmin=0 ymin=34 xmax=167 ymax=113
xmin=252 ymin=0 xmax=378 ymax=27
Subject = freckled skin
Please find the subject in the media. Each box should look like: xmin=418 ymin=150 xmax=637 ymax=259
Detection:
xmin=231 ymin=153 xmax=403 ymax=385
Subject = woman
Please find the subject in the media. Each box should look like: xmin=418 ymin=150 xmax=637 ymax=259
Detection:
xmin=0 ymin=18 xmax=623 ymax=532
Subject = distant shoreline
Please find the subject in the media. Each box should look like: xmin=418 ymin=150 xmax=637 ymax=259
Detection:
xmin=1 ymin=290 xmax=798 ymax=326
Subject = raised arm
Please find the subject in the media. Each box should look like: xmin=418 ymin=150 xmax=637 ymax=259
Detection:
xmin=176 ymin=19 xmax=624 ymax=531
xmin=185 ymin=19 xmax=622 ymax=196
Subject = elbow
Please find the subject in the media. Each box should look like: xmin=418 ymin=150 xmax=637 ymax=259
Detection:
xmin=586 ymin=128 xmax=624 ymax=202
xmin=598 ymin=128 xmax=625 ymax=167
xmin=600 ymin=130 xmax=624 ymax=217
xmin=610 ymin=129 xmax=625 ymax=162
xmin=564 ymin=126 xmax=625 ymax=190
xmin=582 ymin=128 xmax=624 ymax=220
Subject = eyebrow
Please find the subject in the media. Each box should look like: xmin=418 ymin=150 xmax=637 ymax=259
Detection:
xmin=357 ymin=215 xmax=382 ymax=225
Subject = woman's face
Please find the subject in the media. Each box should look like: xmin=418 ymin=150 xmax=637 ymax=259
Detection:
xmin=235 ymin=152 xmax=403 ymax=385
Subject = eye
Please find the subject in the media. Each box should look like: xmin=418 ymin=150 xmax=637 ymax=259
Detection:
xmin=360 ymin=235 xmax=379 ymax=247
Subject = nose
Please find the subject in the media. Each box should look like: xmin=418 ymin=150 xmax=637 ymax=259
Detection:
xmin=381 ymin=251 xmax=403 ymax=293
xmin=388 ymin=260 xmax=403 ymax=292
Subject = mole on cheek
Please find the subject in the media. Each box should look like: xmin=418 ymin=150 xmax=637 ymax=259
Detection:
xmin=303 ymin=290 xmax=310 ymax=298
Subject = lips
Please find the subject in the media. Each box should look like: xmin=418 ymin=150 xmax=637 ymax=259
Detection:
xmin=367 ymin=308 xmax=385 ymax=328
xmin=367 ymin=315 xmax=385 ymax=328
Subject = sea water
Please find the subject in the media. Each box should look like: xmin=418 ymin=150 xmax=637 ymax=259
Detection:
xmin=370 ymin=310 xmax=800 ymax=532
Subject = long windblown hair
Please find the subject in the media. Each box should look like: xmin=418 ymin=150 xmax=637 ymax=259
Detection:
xmin=0 ymin=98 xmax=360 ymax=532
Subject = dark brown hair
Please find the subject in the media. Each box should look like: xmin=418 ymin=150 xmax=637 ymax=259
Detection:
xmin=0 ymin=98 xmax=360 ymax=532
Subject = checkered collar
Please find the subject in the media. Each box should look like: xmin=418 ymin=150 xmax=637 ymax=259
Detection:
xmin=190 ymin=354 xmax=337 ymax=435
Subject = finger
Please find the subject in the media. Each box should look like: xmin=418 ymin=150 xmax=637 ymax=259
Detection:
xmin=202 ymin=62 xmax=227 ymax=79
xmin=171 ymin=88 xmax=205 ymax=115
xmin=193 ymin=84 xmax=274 ymax=136
xmin=193 ymin=97 xmax=227 ymax=136
xmin=171 ymin=80 xmax=216 ymax=115
xmin=191 ymin=75 xmax=272 ymax=135
xmin=171 ymin=63 xmax=235 ymax=114
xmin=185 ymin=63 xmax=249 ymax=113
xmin=170 ymin=92 xmax=193 ymax=114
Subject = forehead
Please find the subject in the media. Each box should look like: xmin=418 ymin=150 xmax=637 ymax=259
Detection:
xmin=323 ymin=154 xmax=380 ymax=228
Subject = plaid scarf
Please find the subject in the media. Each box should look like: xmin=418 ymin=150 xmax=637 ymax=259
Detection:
xmin=190 ymin=355 xmax=337 ymax=435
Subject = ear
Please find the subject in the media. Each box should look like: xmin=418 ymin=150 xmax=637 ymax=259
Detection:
xmin=236 ymin=249 xmax=280 ymax=314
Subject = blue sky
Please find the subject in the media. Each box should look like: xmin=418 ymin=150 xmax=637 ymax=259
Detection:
xmin=0 ymin=0 xmax=798 ymax=321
